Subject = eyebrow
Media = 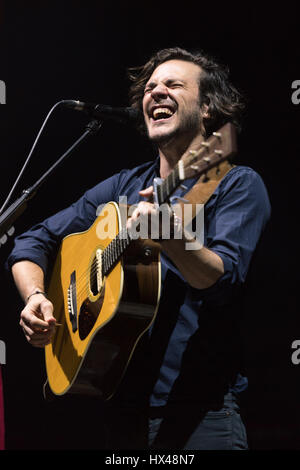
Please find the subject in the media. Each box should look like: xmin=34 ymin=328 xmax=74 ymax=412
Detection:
xmin=145 ymin=78 xmax=185 ymax=89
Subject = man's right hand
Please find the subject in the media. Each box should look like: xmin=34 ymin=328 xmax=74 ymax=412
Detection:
xmin=20 ymin=293 xmax=57 ymax=348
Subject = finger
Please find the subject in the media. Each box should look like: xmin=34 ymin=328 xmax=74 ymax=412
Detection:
xmin=39 ymin=298 xmax=55 ymax=322
xmin=20 ymin=318 xmax=51 ymax=336
xmin=21 ymin=308 xmax=50 ymax=330
xmin=20 ymin=297 xmax=57 ymax=348
xmin=25 ymin=297 xmax=56 ymax=327
xmin=20 ymin=321 xmax=53 ymax=347
xmin=128 ymin=202 xmax=148 ymax=223
xmin=23 ymin=329 xmax=52 ymax=346
xmin=136 ymin=201 xmax=155 ymax=215
xmin=139 ymin=186 xmax=154 ymax=200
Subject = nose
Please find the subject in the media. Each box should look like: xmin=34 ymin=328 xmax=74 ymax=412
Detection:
xmin=151 ymin=83 xmax=169 ymax=100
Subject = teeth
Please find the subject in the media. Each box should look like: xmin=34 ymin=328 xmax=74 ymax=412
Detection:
xmin=152 ymin=107 xmax=174 ymax=119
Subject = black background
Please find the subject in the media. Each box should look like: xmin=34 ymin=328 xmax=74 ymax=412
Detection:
xmin=0 ymin=1 xmax=299 ymax=450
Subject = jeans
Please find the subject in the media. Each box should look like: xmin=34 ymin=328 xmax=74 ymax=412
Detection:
xmin=104 ymin=392 xmax=248 ymax=450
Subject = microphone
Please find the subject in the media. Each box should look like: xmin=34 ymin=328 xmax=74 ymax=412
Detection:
xmin=61 ymin=100 xmax=142 ymax=124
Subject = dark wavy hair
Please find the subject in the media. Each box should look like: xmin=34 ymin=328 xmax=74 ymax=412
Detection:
xmin=128 ymin=47 xmax=245 ymax=136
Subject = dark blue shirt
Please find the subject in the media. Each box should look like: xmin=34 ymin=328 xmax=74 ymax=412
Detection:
xmin=7 ymin=158 xmax=271 ymax=407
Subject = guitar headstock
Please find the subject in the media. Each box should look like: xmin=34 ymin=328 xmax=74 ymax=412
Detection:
xmin=178 ymin=123 xmax=237 ymax=180
xmin=153 ymin=122 xmax=238 ymax=207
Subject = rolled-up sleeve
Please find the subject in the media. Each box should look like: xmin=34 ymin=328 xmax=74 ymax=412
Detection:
xmin=197 ymin=166 xmax=271 ymax=302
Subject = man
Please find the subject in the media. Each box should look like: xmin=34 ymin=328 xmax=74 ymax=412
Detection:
xmin=7 ymin=47 xmax=271 ymax=449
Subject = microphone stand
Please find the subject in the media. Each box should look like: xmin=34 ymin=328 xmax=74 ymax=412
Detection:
xmin=0 ymin=119 xmax=102 ymax=241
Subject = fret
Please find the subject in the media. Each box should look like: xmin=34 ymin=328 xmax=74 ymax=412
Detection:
xmin=172 ymin=165 xmax=180 ymax=192
xmin=102 ymin=251 xmax=107 ymax=276
xmin=160 ymin=180 xmax=165 ymax=204
xmin=172 ymin=166 xmax=178 ymax=190
xmin=113 ymin=239 xmax=117 ymax=260
xmin=157 ymin=163 xmax=181 ymax=205
xmin=121 ymin=228 xmax=128 ymax=250
xmin=121 ymin=230 xmax=126 ymax=251
xmin=175 ymin=165 xmax=180 ymax=186
xmin=161 ymin=181 xmax=167 ymax=204
xmin=109 ymin=241 xmax=113 ymax=266
xmin=120 ymin=228 xmax=126 ymax=251
xmin=157 ymin=183 xmax=163 ymax=206
xmin=111 ymin=241 xmax=115 ymax=265
xmin=168 ymin=172 xmax=174 ymax=195
xmin=165 ymin=174 xmax=170 ymax=198
xmin=108 ymin=243 xmax=112 ymax=267
xmin=111 ymin=241 xmax=115 ymax=263
xmin=116 ymin=237 xmax=120 ymax=258
xmin=101 ymin=226 xmax=131 ymax=277
xmin=117 ymin=238 xmax=121 ymax=256
xmin=160 ymin=178 xmax=169 ymax=204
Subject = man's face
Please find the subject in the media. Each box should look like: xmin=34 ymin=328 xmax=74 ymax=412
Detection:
xmin=142 ymin=59 xmax=205 ymax=146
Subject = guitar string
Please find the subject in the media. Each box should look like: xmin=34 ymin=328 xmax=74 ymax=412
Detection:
xmin=61 ymin=227 xmax=130 ymax=299
xmin=50 ymin=135 xmax=228 ymax=332
xmin=55 ymin=164 xmax=182 ymax=299
xmin=54 ymin=157 xmax=214 ymax=300
xmin=55 ymin=147 xmax=221 ymax=304
xmin=63 ymin=188 xmax=177 ymax=296
xmin=57 ymin=168 xmax=175 ymax=296
xmin=55 ymin=158 xmax=185 ymax=295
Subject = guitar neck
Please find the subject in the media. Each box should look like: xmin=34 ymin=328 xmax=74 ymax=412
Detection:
xmin=102 ymin=227 xmax=131 ymax=277
xmin=101 ymin=122 xmax=237 ymax=277
xmin=101 ymin=166 xmax=182 ymax=277
xmin=155 ymin=164 xmax=182 ymax=205
xmin=154 ymin=125 xmax=236 ymax=206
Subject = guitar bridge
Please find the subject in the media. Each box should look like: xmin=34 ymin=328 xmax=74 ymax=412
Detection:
xmin=67 ymin=271 xmax=78 ymax=333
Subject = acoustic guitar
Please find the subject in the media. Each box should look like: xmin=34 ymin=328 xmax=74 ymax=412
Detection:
xmin=44 ymin=123 xmax=237 ymax=401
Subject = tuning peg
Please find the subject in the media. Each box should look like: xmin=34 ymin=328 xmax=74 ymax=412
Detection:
xmin=7 ymin=226 xmax=15 ymax=236
xmin=188 ymin=150 xmax=200 ymax=162
xmin=201 ymin=142 xmax=210 ymax=149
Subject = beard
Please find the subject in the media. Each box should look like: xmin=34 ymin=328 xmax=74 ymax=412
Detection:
xmin=147 ymin=106 xmax=203 ymax=147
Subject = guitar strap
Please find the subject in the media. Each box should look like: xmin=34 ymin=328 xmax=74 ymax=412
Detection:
xmin=173 ymin=159 xmax=235 ymax=228
xmin=183 ymin=159 xmax=235 ymax=205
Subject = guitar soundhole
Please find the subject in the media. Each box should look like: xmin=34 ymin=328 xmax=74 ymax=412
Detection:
xmin=78 ymin=253 xmax=105 ymax=340
xmin=78 ymin=293 xmax=105 ymax=341
xmin=79 ymin=301 xmax=97 ymax=340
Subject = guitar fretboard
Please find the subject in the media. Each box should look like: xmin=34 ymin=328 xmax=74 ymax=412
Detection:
xmin=156 ymin=164 xmax=181 ymax=205
xmin=101 ymin=227 xmax=131 ymax=276
xmin=101 ymin=164 xmax=181 ymax=277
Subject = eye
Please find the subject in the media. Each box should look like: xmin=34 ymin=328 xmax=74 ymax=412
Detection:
xmin=144 ymin=84 xmax=154 ymax=95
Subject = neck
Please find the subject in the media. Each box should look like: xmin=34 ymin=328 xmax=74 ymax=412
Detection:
xmin=158 ymin=132 xmax=206 ymax=178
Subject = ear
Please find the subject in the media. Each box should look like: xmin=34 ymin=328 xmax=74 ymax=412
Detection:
xmin=201 ymin=103 xmax=210 ymax=119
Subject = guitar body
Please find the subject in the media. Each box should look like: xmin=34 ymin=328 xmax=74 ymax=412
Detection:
xmin=44 ymin=202 xmax=161 ymax=401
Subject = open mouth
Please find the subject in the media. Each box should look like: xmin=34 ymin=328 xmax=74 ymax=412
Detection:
xmin=151 ymin=106 xmax=175 ymax=121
